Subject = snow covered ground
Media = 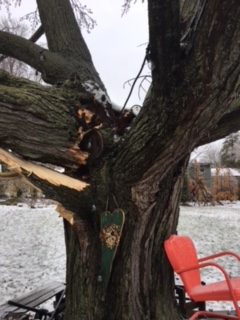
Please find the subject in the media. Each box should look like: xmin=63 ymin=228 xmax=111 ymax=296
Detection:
xmin=0 ymin=202 xmax=239 ymax=312
xmin=179 ymin=202 xmax=240 ymax=279
xmin=0 ymin=204 xmax=65 ymax=304
xmin=178 ymin=202 xmax=240 ymax=312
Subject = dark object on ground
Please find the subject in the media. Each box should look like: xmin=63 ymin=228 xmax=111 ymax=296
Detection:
xmin=0 ymin=281 xmax=65 ymax=320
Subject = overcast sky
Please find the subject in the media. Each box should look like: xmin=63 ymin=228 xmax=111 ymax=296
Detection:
xmin=82 ymin=1 xmax=149 ymax=106
xmin=3 ymin=0 xmax=149 ymax=107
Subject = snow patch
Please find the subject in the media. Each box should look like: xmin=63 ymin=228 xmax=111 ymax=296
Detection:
xmin=211 ymin=167 xmax=240 ymax=176
xmin=0 ymin=205 xmax=65 ymax=305
xmin=82 ymin=80 xmax=111 ymax=116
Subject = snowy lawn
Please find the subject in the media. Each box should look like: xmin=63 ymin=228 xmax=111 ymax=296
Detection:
xmin=0 ymin=204 xmax=65 ymax=304
xmin=179 ymin=202 xmax=240 ymax=312
xmin=0 ymin=202 xmax=239 ymax=312
xmin=179 ymin=203 xmax=240 ymax=280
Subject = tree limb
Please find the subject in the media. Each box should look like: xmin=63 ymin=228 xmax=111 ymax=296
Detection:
xmin=0 ymin=148 xmax=94 ymax=216
xmin=0 ymin=30 xmax=78 ymax=83
xmin=0 ymin=70 xmax=80 ymax=167
xmin=1 ymin=0 xmax=108 ymax=87
xmin=199 ymin=101 xmax=240 ymax=146
xmin=0 ymin=25 xmax=45 ymax=64
xmin=148 ymin=0 xmax=181 ymax=92
xmin=29 ymin=24 xmax=44 ymax=42
xmin=36 ymin=0 xmax=104 ymax=86
xmin=187 ymin=0 xmax=240 ymax=87
xmin=0 ymin=148 xmax=88 ymax=192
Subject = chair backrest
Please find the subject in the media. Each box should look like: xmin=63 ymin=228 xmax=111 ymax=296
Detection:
xmin=164 ymin=235 xmax=201 ymax=293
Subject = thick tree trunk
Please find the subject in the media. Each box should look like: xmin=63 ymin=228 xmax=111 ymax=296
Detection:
xmin=105 ymin=161 xmax=187 ymax=320
xmin=64 ymin=220 xmax=102 ymax=319
xmin=62 ymin=158 xmax=187 ymax=320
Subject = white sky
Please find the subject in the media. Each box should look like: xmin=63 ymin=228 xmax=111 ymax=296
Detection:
xmin=82 ymin=1 xmax=149 ymax=106
xmin=1 ymin=0 xmax=149 ymax=107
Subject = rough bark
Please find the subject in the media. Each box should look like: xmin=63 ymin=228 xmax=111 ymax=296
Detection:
xmin=148 ymin=0 xmax=181 ymax=93
xmin=0 ymin=1 xmax=240 ymax=319
xmin=0 ymin=0 xmax=103 ymax=85
xmin=0 ymin=30 xmax=75 ymax=83
xmin=103 ymin=158 xmax=188 ymax=320
xmin=36 ymin=0 xmax=103 ymax=86
xmin=0 ymin=70 xmax=79 ymax=166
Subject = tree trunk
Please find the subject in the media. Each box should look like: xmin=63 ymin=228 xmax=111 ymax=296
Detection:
xmin=105 ymin=161 xmax=187 ymax=320
xmin=62 ymin=156 xmax=187 ymax=320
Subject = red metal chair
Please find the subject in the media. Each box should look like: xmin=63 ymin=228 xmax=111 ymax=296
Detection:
xmin=164 ymin=235 xmax=240 ymax=319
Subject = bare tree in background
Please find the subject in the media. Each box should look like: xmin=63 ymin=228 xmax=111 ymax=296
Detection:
xmin=221 ymin=132 xmax=240 ymax=168
xmin=0 ymin=17 xmax=29 ymax=77
xmin=193 ymin=142 xmax=222 ymax=166
xmin=0 ymin=16 xmax=44 ymax=82
xmin=0 ymin=0 xmax=240 ymax=319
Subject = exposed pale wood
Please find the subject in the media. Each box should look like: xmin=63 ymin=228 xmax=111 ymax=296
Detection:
xmin=56 ymin=203 xmax=75 ymax=225
xmin=0 ymin=148 xmax=89 ymax=192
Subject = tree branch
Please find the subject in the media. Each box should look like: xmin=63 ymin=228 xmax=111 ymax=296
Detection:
xmin=0 ymin=148 xmax=94 ymax=216
xmin=0 ymin=70 xmax=79 ymax=167
xmin=29 ymin=24 xmax=44 ymax=42
xmin=36 ymin=0 xmax=104 ymax=86
xmin=188 ymin=0 xmax=240 ymax=87
xmin=0 ymin=25 xmax=44 ymax=64
xmin=148 ymin=0 xmax=181 ymax=93
xmin=0 ymin=30 xmax=78 ymax=83
xmin=199 ymin=101 xmax=240 ymax=146
xmin=0 ymin=148 xmax=88 ymax=192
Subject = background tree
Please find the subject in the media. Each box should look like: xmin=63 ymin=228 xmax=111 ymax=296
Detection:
xmin=0 ymin=0 xmax=240 ymax=319
xmin=0 ymin=16 xmax=44 ymax=82
xmin=0 ymin=16 xmax=29 ymax=77
xmin=220 ymin=132 xmax=240 ymax=168
xmin=192 ymin=141 xmax=222 ymax=166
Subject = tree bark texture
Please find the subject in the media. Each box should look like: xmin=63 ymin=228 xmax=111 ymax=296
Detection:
xmin=0 ymin=0 xmax=240 ymax=319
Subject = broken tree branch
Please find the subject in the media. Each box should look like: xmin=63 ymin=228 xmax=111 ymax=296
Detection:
xmin=0 ymin=148 xmax=89 ymax=192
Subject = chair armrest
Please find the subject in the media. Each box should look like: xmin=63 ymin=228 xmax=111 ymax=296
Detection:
xmin=177 ymin=261 xmax=240 ymax=317
xmin=198 ymin=251 xmax=240 ymax=263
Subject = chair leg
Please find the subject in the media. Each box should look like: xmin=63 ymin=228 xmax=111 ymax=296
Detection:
xmin=198 ymin=302 xmax=205 ymax=311
xmin=175 ymin=285 xmax=207 ymax=317
xmin=175 ymin=285 xmax=187 ymax=317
